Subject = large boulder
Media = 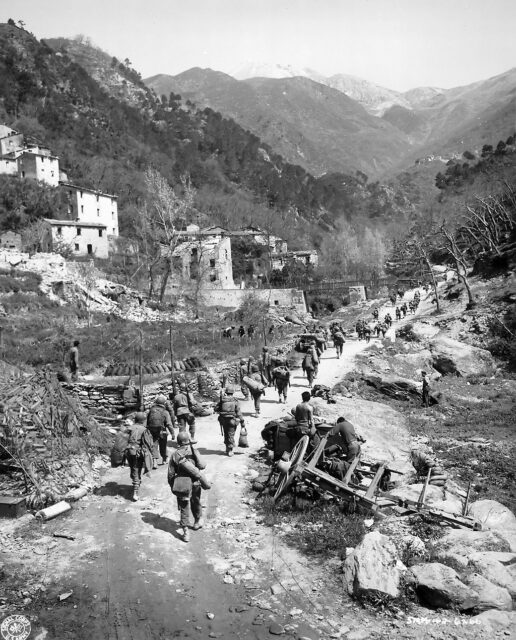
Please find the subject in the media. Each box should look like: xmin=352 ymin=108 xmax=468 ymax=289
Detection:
xmin=468 ymin=553 xmax=516 ymax=598
xmin=429 ymin=336 xmax=495 ymax=376
xmin=431 ymin=528 xmax=511 ymax=559
xmin=468 ymin=500 xmax=516 ymax=551
xmin=471 ymin=610 xmax=516 ymax=635
xmin=462 ymin=573 xmax=513 ymax=612
xmin=409 ymin=562 xmax=479 ymax=611
xmin=389 ymin=484 xmax=464 ymax=515
xmin=343 ymin=531 xmax=404 ymax=599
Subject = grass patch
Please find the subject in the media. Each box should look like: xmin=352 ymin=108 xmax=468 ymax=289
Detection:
xmin=0 ymin=271 xmax=42 ymax=293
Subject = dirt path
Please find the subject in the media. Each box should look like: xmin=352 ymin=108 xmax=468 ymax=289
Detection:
xmin=2 ymin=293 xmax=432 ymax=640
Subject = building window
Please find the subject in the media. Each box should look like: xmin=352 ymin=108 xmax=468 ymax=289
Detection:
xmin=51 ymin=171 xmax=54 ymax=177
xmin=225 ymin=250 xmax=228 ymax=259
xmin=112 ymin=228 xmax=116 ymax=234
xmin=98 ymin=229 xmax=103 ymax=237
xmin=209 ymin=259 xmax=216 ymax=267
xmin=81 ymin=205 xmax=84 ymax=213
xmin=21 ymin=171 xmax=25 ymax=178
xmin=111 ymin=212 xmax=114 ymax=218
xmin=77 ymin=228 xmax=82 ymax=236
xmin=97 ymin=209 xmax=100 ymax=217
xmin=74 ymin=243 xmax=79 ymax=251
xmin=80 ymin=191 xmax=83 ymax=198
xmin=210 ymin=274 xmax=217 ymax=282
xmin=87 ymin=244 xmax=93 ymax=255
xmin=96 ymin=195 xmax=99 ymax=202
xmin=57 ymin=227 xmax=62 ymax=236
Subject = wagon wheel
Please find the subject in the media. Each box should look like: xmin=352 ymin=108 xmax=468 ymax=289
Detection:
xmin=273 ymin=435 xmax=309 ymax=503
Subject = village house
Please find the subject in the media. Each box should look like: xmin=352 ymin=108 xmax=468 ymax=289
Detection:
xmin=17 ymin=149 xmax=60 ymax=187
xmin=60 ymin=183 xmax=119 ymax=237
xmin=271 ymin=249 xmax=319 ymax=269
xmin=0 ymin=231 xmax=22 ymax=251
xmin=170 ymin=234 xmax=234 ymax=290
xmin=42 ymin=219 xmax=109 ymax=259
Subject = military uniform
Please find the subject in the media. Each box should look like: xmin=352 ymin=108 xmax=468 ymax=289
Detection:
xmin=216 ymin=391 xmax=244 ymax=455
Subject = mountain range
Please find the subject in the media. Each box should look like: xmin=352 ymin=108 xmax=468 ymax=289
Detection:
xmin=146 ymin=63 xmax=516 ymax=179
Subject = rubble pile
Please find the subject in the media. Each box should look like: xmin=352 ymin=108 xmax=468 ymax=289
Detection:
xmin=0 ymin=370 xmax=110 ymax=509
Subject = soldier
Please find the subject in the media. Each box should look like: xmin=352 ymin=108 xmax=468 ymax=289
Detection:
xmin=363 ymin=324 xmax=371 ymax=343
xmin=245 ymin=364 xmax=267 ymax=417
xmin=395 ymin=306 xmax=401 ymax=321
xmin=302 ymin=351 xmax=316 ymax=388
xmin=238 ymin=325 xmax=246 ymax=339
xmin=68 ymin=340 xmax=80 ymax=381
xmin=125 ymin=412 xmax=154 ymax=502
xmin=216 ymin=386 xmax=245 ymax=456
xmin=333 ymin=328 xmax=345 ymax=359
xmin=375 ymin=322 xmax=382 ymax=338
xmin=272 ymin=363 xmax=290 ymax=403
xmin=308 ymin=341 xmax=320 ymax=378
xmin=239 ymin=358 xmax=250 ymax=399
xmin=247 ymin=324 xmax=255 ymax=339
xmin=261 ymin=346 xmax=273 ymax=386
xmin=173 ymin=384 xmax=197 ymax=443
xmin=379 ymin=322 xmax=388 ymax=338
xmin=421 ymin=371 xmax=430 ymax=407
xmin=372 ymin=308 xmax=379 ymax=321
xmin=384 ymin=313 xmax=392 ymax=328
xmin=168 ymin=432 xmax=211 ymax=542
xmin=291 ymin=391 xmax=314 ymax=441
xmin=401 ymin=303 xmax=408 ymax=318
xmin=147 ymin=395 xmax=175 ymax=469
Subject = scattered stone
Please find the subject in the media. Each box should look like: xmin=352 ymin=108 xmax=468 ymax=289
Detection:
xmin=410 ymin=563 xmax=479 ymax=611
xmin=429 ymin=336 xmax=495 ymax=377
xmin=223 ymin=574 xmax=234 ymax=584
xmin=462 ymin=573 xmax=512 ymax=612
xmin=346 ymin=630 xmax=371 ymax=640
xmin=468 ymin=500 xmax=516 ymax=551
xmin=343 ymin=531 xmax=404 ymax=598
xmin=471 ymin=610 xmax=516 ymax=635
xmin=432 ymin=528 xmax=511 ymax=559
xmin=206 ymin=612 xmax=215 ymax=620
xmin=269 ymin=622 xmax=284 ymax=635
xmin=270 ymin=583 xmax=283 ymax=595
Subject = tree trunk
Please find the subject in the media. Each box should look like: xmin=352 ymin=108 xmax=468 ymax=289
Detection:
xmin=159 ymin=258 xmax=171 ymax=303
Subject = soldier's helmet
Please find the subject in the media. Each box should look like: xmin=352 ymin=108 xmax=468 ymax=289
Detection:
xmin=262 ymin=346 xmax=269 ymax=351
xmin=240 ymin=358 xmax=247 ymax=365
xmin=134 ymin=412 xmax=146 ymax=423
xmin=251 ymin=364 xmax=260 ymax=373
xmin=225 ymin=385 xmax=235 ymax=394
xmin=177 ymin=431 xmax=190 ymax=445
xmin=180 ymin=383 xmax=188 ymax=392
xmin=156 ymin=394 xmax=167 ymax=405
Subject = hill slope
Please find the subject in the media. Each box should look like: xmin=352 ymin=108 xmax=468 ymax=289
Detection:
xmin=145 ymin=68 xmax=410 ymax=177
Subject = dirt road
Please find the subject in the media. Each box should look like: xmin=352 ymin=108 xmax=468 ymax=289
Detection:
xmin=2 ymin=294 xmax=427 ymax=640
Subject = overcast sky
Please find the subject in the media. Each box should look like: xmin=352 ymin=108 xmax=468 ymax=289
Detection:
xmin=5 ymin=0 xmax=516 ymax=91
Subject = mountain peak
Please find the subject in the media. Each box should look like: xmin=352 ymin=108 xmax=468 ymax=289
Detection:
xmin=230 ymin=61 xmax=323 ymax=82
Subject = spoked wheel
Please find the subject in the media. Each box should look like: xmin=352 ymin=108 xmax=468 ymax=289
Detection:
xmin=273 ymin=435 xmax=309 ymax=502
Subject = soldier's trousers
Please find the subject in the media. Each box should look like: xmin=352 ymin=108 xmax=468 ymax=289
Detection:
xmin=126 ymin=452 xmax=144 ymax=488
xmin=176 ymin=483 xmax=202 ymax=528
xmin=220 ymin=416 xmax=237 ymax=451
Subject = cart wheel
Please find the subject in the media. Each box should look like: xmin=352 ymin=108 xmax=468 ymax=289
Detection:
xmin=273 ymin=435 xmax=309 ymax=502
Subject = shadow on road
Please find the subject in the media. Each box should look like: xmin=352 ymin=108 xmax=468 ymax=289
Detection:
xmin=95 ymin=481 xmax=132 ymax=500
xmin=141 ymin=511 xmax=184 ymax=541
xmin=196 ymin=447 xmax=228 ymax=456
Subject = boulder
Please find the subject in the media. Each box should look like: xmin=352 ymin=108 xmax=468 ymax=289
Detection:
xmin=389 ymin=484 xmax=463 ymax=515
xmin=468 ymin=500 xmax=516 ymax=551
xmin=429 ymin=336 xmax=495 ymax=377
xmin=432 ymin=528 xmax=511 ymax=558
xmin=409 ymin=563 xmax=479 ymax=611
xmin=343 ymin=531 xmax=404 ymax=598
xmin=471 ymin=610 xmax=516 ymax=635
xmin=468 ymin=553 xmax=516 ymax=598
xmin=462 ymin=573 xmax=512 ymax=612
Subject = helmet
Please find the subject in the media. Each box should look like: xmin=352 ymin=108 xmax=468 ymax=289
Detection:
xmin=177 ymin=432 xmax=190 ymax=445
xmin=262 ymin=346 xmax=268 ymax=351
xmin=225 ymin=386 xmax=235 ymax=395
xmin=134 ymin=412 xmax=146 ymax=423
xmin=180 ymin=383 xmax=187 ymax=392
xmin=240 ymin=359 xmax=247 ymax=365
xmin=251 ymin=364 xmax=259 ymax=373
xmin=155 ymin=394 xmax=166 ymax=406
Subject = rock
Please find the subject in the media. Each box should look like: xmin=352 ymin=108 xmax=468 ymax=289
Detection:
xmin=468 ymin=553 xmax=516 ymax=598
xmin=270 ymin=583 xmax=283 ymax=595
xmin=471 ymin=610 xmax=516 ymax=635
xmin=389 ymin=484 xmax=463 ymax=515
xmin=462 ymin=573 xmax=512 ymax=612
xmin=429 ymin=336 xmax=495 ymax=377
xmin=410 ymin=563 xmax=479 ymax=611
xmin=431 ymin=529 xmax=511 ymax=559
xmin=468 ymin=500 xmax=516 ymax=551
xmin=269 ymin=622 xmax=284 ymax=635
xmin=346 ymin=631 xmax=370 ymax=640
xmin=343 ymin=531 xmax=403 ymax=598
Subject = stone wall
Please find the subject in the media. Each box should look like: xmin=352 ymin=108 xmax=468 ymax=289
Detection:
xmin=201 ymin=287 xmax=307 ymax=313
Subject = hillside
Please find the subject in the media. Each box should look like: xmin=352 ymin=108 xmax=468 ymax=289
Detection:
xmin=145 ymin=69 xmax=411 ymax=177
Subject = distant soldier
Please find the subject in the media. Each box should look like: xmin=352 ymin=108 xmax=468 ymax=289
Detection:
xmin=238 ymin=325 xmax=246 ymax=339
xmin=216 ymin=386 xmax=245 ymax=456
xmin=395 ymin=306 xmax=401 ymax=321
xmin=401 ymin=303 xmax=408 ymax=318
xmin=147 ymin=395 xmax=175 ymax=469
xmin=375 ymin=322 xmax=382 ymax=338
xmin=245 ymin=364 xmax=267 ymax=417
xmin=379 ymin=322 xmax=388 ymax=338
xmin=421 ymin=371 xmax=430 ymax=408
xmin=247 ymin=324 xmax=255 ymax=339
xmin=268 ymin=325 xmax=275 ymax=337
xmin=173 ymin=384 xmax=197 ymax=443
xmin=308 ymin=341 xmax=320 ymax=378
xmin=372 ymin=308 xmax=379 ymax=321
xmin=68 ymin=340 xmax=80 ymax=381
xmin=333 ymin=329 xmax=345 ymax=359
xmin=384 ymin=313 xmax=392 ymax=328
xmin=290 ymin=391 xmax=314 ymax=442
xmin=356 ymin=320 xmax=364 ymax=340
xmin=239 ymin=358 xmax=250 ymax=399
xmin=261 ymin=346 xmax=273 ymax=386
xmin=272 ymin=364 xmax=291 ymax=403
xmin=363 ymin=324 xmax=371 ymax=343
xmin=302 ymin=351 xmax=316 ymax=388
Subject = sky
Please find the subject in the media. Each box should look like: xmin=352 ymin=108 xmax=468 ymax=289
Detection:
xmin=4 ymin=0 xmax=516 ymax=91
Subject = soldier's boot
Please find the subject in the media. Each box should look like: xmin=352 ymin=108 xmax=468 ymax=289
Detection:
xmin=182 ymin=527 xmax=190 ymax=542
xmin=132 ymin=487 xmax=139 ymax=502
xmin=227 ymin=448 xmax=234 ymax=457
xmin=152 ymin=458 xmax=158 ymax=470
xmin=193 ymin=517 xmax=204 ymax=530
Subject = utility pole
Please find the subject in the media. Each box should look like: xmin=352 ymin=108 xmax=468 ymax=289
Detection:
xmin=169 ymin=324 xmax=177 ymax=396
xmin=138 ymin=329 xmax=144 ymax=410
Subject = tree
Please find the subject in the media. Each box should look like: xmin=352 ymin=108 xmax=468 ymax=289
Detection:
xmin=21 ymin=219 xmax=48 ymax=255
xmin=75 ymin=261 xmax=98 ymax=327
xmin=439 ymin=222 xmax=475 ymax=308
xmin=138 ymin=168 xmax=195 ymax=301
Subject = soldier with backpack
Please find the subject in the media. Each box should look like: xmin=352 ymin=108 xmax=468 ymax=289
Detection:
xmin=333 ymin=329 xmax=345 ymax=359
xmin=272 ymin=364 xmax=291 ymax=403
xmin=173 ymin=384 xmax=197 ymax=444
xmin=216 ymin=386 xmax=245 ymax=456
xmin=302 ymin=351 xmax=316 ymax=388
xmin=124 ymin=412 xmax=154 ymax=502
xmin=168 ymin=432 xmax=211 ymax=542
xmin=147 ymin=395 xmax=176 ymax=469
xmin=261 ymin=346 xmax=273 ymax=386
xmin=243 ymin=364 xmax=267 ymax=417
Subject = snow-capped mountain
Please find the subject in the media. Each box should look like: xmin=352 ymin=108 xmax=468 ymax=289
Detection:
xmin=231 ymin=61 xmax=324 ymax=82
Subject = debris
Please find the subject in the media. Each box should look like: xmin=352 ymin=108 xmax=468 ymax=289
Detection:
xmin=268 ymin=622 xmax=284 ymax=635
xmin=58 ymin=591 xmax=73 ymax=601
xmin=206 ymin=613 xmax=215 ymax=620
xmin=223 ymin=574 xmax=234 ymax=584
xmin=270 ymin=583 xmax=283 ymax=595
xmin=363 ymin=518 xmax=374 ymax=528
xmin=53 ymin=531 xmax=76 ymax=541
xmin=288 ymin=608 xmax=303 ymax=617
xmin=35 ymin=501 xmax=72 ymax=521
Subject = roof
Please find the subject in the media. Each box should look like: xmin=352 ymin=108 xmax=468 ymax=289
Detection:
xmin=44 ymin=218 xmax=108 ymax=229
xmin=172 ymin=238 xmax=221 ymax=256
xmin=60 ymin=182 xmax=118 ymax=199
xmin=18 ymin=149 xmax=59 ymax=160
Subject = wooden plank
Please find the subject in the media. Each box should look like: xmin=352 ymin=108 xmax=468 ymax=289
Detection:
xmin=364 ymin=464 xmax=385 ymax=499
xmin=342 ymin=455 xmax=361 ymax=486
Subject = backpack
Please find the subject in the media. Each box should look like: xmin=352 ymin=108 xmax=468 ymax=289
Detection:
xmin=273 ymin=366 xmax=289 ymax=381
xmin=219 ymin=397 xmax=237 ymax=415
xmin=303 ymin=353 xmax=314 ymax=369
xmin=147 ymin=405 xmax=165 ymax=428
xmin=333 ymin=331 xmax=345 ymax=344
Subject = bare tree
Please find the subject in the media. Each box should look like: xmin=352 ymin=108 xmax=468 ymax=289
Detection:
xmin=21 ymin=219 xmax=48 ymax=255
xmin=439 ymin=222 xmax=476 ymax=308
xmin=138 ymin=169 xmax=195 ymax=302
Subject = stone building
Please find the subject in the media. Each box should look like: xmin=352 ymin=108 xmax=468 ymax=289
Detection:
xmin=60 ymin=183 xmax=119 ymax=237
xmin=43 ymin=219 xmax=110 ymax=259
xmin=271 ymin=249 xmax=319 ymax=269
xmin=17 ymin=149 xmax=60 ymax=187
xmin=171 ymin=235 xmax=234 ymax=290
